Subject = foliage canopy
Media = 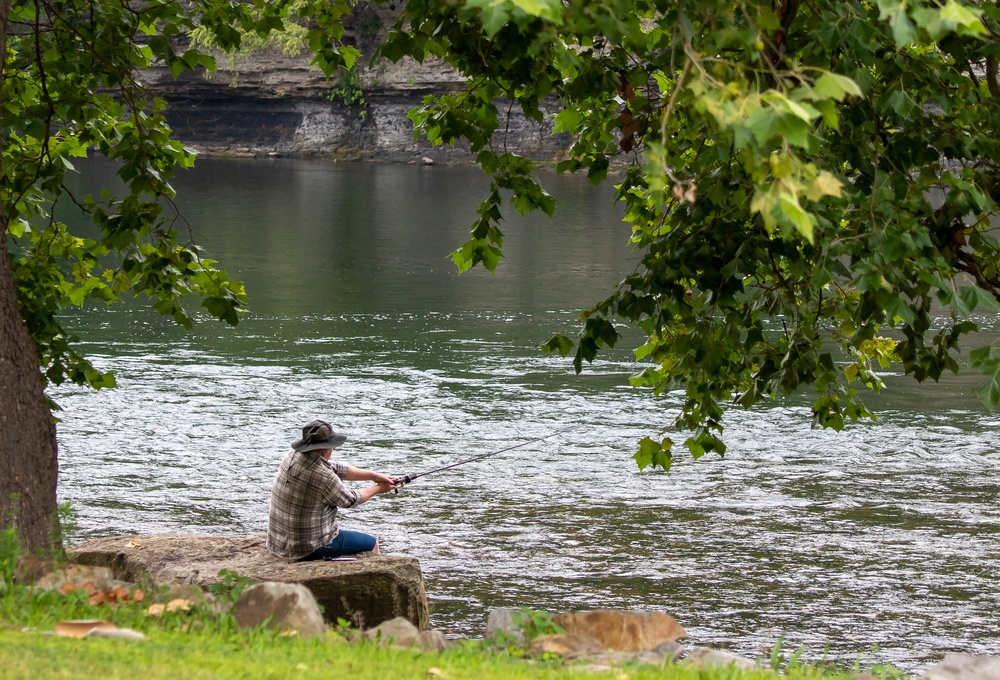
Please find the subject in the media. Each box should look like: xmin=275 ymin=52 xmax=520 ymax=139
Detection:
xmin=379 ymin=0 xmax=1000 ymax=469
xmin=5 ymin=0 xmax=1000 ymax=481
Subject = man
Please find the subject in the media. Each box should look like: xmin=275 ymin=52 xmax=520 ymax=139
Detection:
xmin=267 ymin=420 xmax=397 ymax=560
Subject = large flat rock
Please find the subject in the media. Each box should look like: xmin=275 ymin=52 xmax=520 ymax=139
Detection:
xmin=67 ymin=534 xmax=429 ymax=630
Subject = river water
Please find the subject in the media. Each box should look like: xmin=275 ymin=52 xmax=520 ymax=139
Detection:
xmin=52 ymin=158 xmax=999 ymax=674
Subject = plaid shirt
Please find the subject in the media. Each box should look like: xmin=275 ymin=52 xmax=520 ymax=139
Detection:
xmin=266 ymin=450 xmax=360 ymax=559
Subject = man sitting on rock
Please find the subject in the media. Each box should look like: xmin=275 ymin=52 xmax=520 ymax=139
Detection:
xmin=267 ymin=420 xmax=397 ymax=561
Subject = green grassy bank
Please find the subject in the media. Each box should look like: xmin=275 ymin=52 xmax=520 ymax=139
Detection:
xmin=0 ymin=629 xmax=799 ymax=680
xmin=0 ymin=581 xmax=896 ymax=680
xmin=0 ymin=534 xmax=896 ymax=680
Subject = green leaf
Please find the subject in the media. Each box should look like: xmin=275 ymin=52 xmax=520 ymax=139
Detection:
xmin=510 ymin=0 xmax=562 ymax=22
xmin=466 ymin=0 xmax=511 ymax=36
xmin=541 ymin=334 xmax=575 ymax=357
xmin=877 ymin=0 xmax=919 ymax=49
xmin=633 ymin=436 xmax=672 ymax=471
xmin=813 ymin=73 xmax=862 ymax=101
xmin=778 ymin=193 xmax=816 ymax=242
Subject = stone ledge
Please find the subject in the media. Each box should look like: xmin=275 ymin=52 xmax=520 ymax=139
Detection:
xmin=67 ymin=533 xmax=429 ymax=630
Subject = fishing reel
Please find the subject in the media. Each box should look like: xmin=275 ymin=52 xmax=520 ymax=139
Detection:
xmin=392 ymin=474 xmax=413 ymax=494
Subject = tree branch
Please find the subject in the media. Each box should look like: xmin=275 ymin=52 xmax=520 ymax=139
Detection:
xmin=986 ymin=55 xmax=1000 ymax=99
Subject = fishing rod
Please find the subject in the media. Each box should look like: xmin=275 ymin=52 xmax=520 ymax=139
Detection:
xmin=393 ymin=426 xmax=574 ymax=493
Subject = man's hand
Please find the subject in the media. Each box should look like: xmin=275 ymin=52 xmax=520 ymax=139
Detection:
xmin=370 ymin=472 xmax=397 ymax=486
xmin=373 ymin=481 xmax=395 ymax=495
xmin=344 ymin=466 xmax=398 ymax=485
xmin=357 ymin=480 xmax=396 ymax=504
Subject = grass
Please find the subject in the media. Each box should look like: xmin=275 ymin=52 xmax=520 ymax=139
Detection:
xmin=0 ymin=627 xmax=858 ymax=680
xmin=0 ymin=583 xmax=887 ymax=680
xmin=0 ymin=532 xmax=894 ymax=680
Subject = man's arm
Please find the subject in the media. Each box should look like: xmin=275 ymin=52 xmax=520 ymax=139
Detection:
xmin=354 ymin=481 xmax=395 ymax=504
xmin=343 ymin=466 xmax=396 ymax=485
xmin=339 ymin=466 xmax=396 ymax=505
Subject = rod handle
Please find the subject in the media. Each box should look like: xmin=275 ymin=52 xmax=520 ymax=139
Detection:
xmin=393 ymin=474 xmax=413 ymax=494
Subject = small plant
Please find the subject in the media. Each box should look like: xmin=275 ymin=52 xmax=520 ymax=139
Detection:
xmin=206 ymin=569 xmax=254 ymax=604
xmin=0 ymin=526 xmax=20 ymax=587
xmin=511 ymin=607 xmax=564 ymax=642
xmin=54 ymin=501 xmax=79 ymax=547
xmin=327 ymin=65 xmax=367 ymax=115
xmin=333 ymin=616 xmax=358 ymax=640
xmin=769 ymin=636 xmax=809 ymax=673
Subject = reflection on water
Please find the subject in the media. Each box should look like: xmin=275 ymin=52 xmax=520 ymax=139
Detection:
xmin=53 ymin=158 xmax=1000 ymax=674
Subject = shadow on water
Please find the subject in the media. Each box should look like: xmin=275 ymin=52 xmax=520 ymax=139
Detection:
xmin=51 ymin=157 xmax=1000 ymax=674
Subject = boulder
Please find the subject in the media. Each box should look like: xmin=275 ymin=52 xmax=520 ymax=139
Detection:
xmin=362 ymin=617 xmax=448 ymax=651
xmin=67 ymin=534 xmax=429 ymax=630
xmin=364 ymin=616 xmax=420 ymax=647
xmin=925 ymin=654 xmax=1000 ymax=680
xmin=232 ymin=582 xmax=326 ymax=638
xmin=416 ymin=629 xmax=449 ymax=652
xmin=552 ymin=610 xmax=687 ymax=652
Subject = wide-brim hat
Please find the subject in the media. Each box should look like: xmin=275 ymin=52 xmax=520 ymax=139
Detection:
xmin=291 ymin=420 xmax=347 ymax=453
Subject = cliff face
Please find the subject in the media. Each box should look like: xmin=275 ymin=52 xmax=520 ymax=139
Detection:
xmin=142 ymin=7 xmax=570 ymax=163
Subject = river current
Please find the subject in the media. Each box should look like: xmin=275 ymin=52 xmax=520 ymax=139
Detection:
xmin=51 ymin=158 xmax=1000 ymax=674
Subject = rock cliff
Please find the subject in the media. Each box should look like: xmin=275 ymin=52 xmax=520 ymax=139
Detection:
xmin=143 ymin=4 xmax=570 ymax=162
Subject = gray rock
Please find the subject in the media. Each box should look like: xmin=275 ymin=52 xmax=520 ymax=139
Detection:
xmin=416 ymin=629 xmax=448 ymax=652
xmin=925 ymin=654 xmax=1000 ymax=680
xmin=67 ymin=533 xmax=429 ymax=630
xmin=685 ymin=646 xmax=757 ymax=670
xmin=485 ymin=607 xmax=524 ymax=643
xmin=651 ymin=641 xmax=685 ymax=662
xmin=232 ymin=582 xmax=326 ymax=638
xmin=158 ymin=583 xmax=210 ymax=604
xmin=364 ymin=616 xmax=420 ymax=647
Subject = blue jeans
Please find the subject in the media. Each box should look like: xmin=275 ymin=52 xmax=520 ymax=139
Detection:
xmin=298 ymin=529 xmax=377 ymax=560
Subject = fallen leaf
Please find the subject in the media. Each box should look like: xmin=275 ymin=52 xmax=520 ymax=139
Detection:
xmin=165 ymin=598 xmax=193 ymax=612
xmin=146 ymin=603 xmax=166 ymax=617
xmin=55 ymin=620 xmax=117 ymax=639
xmin=280 ymin=630 xmax=300 ymax=638
xmin=427 ymin=668 xmax=444 ymax=677
xmin=125 ymin=540 xmax=144 ymax=548
xmin=180 ymin=623 xmax=190 ymax=632
xmin=59 ymin=583 xmax=78 ymax=595
xmin=132 ymin=588 xmax=145 ymax=603
xmin=89 ymin=591 xmax=106 ymax=606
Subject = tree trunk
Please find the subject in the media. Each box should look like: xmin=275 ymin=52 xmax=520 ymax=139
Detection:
xmin=0 ymin=0 xmax=61 ymax=555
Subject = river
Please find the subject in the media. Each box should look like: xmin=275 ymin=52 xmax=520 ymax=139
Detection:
xmin=52 ymin=157 xmax=1000 ymax=674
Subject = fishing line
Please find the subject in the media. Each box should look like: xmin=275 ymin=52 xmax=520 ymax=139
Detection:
xmin=393 ymin=425 xmax=574 ymax=492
